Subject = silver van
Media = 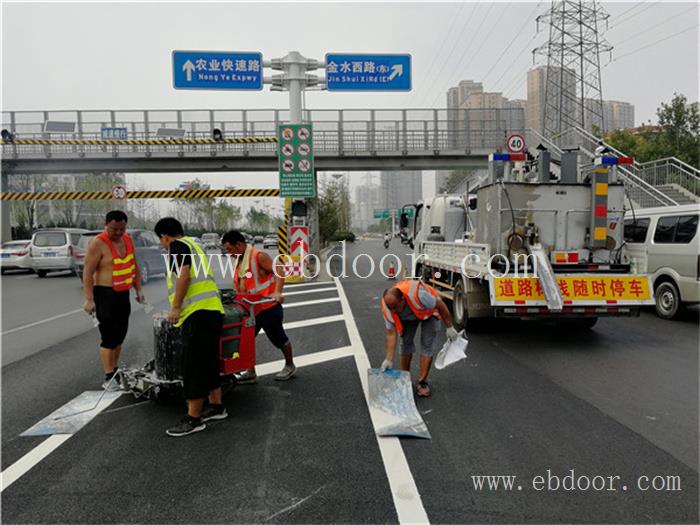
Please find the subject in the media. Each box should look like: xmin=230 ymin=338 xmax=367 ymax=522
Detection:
xmin=624 ymin=204 xmax=700 ymax=319
xmin=29 ymin=228 xmax=88 ymax=278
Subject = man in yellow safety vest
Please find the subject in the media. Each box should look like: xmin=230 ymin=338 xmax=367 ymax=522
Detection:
xmin=155 ymin=217 xmax=226 ymax=437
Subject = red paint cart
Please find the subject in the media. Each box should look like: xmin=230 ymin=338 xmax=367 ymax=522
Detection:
xmin=120 ymin=291 xmax=274 ymax=401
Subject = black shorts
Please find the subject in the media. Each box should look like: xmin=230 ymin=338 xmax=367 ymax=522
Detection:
xmin=255 ymin=304 xmax=289 ymax=350
xmin=181 ymin=309 xmax=224 ymax=400
xmin=94 ymin=286 xmax=131 ymax=350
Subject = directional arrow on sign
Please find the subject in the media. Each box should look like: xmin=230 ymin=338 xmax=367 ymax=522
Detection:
xmin=292 ymin=239 xmax=309 ymax=254
xmin=182 ymin=60 xmax=195 ymax=82
xmin=387 ymin=64 xmax=403 ymax=81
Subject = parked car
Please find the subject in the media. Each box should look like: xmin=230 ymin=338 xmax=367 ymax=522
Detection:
xmin=190 ymin=236 xmax=202 ymax=246
xmin=75 ymin=229 xmax=166 ymax=284
xmin=29 ymin=228 xmax=88 ymax=278
xmin=201 ymin=232 xmax=220 ymax=250
xmin=0 ymin=240 xmax=33 ymax=274
xmin=262 ymin=235 xmax=278 ymax=249
xmin=254 ymin=235 xmax=264 ymax=244
xmin=624 ymin=204 xmax=700 ymax=319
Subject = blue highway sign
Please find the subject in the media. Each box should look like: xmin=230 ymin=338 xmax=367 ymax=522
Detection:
xmin=172 ymin=51 xmax=263 ymax=90
xmin=325 ymin=54 xmax=411 ymax=91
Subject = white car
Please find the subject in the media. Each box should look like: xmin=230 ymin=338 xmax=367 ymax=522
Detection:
xmin=262 ymin=236 xmax=278 ymax=249
xmin=0 ymin=240 xmax=33 ymax=273
xmin=29 ymin=228 xmax=88 ymax=278
xmin=624 ymin=204 xmax=699 ymax=319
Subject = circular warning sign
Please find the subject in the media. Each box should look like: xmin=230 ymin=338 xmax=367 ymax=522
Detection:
xmin=111 ymin=184 xmax=127 ymax=200
xmin=282 ymin=159 xmax=295 ymax=172
xmin=298 ymin=159 xmax=311 ymax=172
xmin=298 ymin=143 xmax=310 ymax=156
xmin=281 ymin=143 xmax=295 ymax=157
xmin=281 ymin=128 xmax=294 ymax=141
xmin=506 ymin=134 xmax=525 ymax=153
xmin=297 ymin=127 xmax=310 ymax=141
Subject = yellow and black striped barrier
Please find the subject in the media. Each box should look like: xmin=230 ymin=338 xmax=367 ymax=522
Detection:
xmin=277 ymin=225 xmax=289 ymax=255
xmin=0 ymin=137 xmax=277 ymax=146
xmin=0 ymin=188 xmax=280 ymax=201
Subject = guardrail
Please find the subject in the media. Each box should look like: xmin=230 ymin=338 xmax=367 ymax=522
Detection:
xmin=1 ymin=108 xmax=526 ymax=158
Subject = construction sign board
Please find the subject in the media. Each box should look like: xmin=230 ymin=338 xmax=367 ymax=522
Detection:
xmin=489 ymin=274 xmax=654 ymax=306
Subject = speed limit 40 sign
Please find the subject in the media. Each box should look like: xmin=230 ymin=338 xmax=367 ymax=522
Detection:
xmin=506 ymin=134 xmax=525 ymax=153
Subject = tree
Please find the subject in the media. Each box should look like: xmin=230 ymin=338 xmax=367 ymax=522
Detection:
xmin=439 ymin=169 xmax=475 ymax=193
xmin=213 ymin=201 xmax=241 ymax=232
xmin=656 ymin=93 xmax=699 ymax=167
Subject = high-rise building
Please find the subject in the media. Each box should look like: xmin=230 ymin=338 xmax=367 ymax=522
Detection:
xmin=379 ymin=171 xmax=422 ymax=211
xmin=527 ymin=65 xmax=577 ymax=133
xmin=583 ymin=98 xmax=636 ymax=132
xmin=352 ymin=183 xmax=382 ymax=232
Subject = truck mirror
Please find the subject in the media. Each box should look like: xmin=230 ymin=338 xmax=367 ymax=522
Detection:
xmin=399 ymin=213 xmax=408 ymax=228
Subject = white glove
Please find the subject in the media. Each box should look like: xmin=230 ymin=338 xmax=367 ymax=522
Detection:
xmin=380 ymin=359 xmax=392 ymax=372
xmin=446 ymin=326 xmax=459 ymax=341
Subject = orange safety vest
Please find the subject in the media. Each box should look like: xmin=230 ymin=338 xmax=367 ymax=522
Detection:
xmin=381 ymin=279 xmax=440 ymax=335
xmin=97 ymin=232 xmax=136 ymax=292
xmin=233 ymin=246 xmax=277 ymax=312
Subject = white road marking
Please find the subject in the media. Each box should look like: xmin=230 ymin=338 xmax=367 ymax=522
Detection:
xmin=284 ymin=281 xmax=335 ymax=289
xmin=284 ymin=287 xmax=337 ymax=297
xmin=334 ymin=277 xmax=429 ymax=525
xmin=1 ymin=435 xmax=72 ymax=492
xmin=283 ymin=315 xmax=344 ymax=330
xmin=1 ymin=309 xmax=84 ymax=336
xmin=284 ymin=297 xmax=340 ymax=309
xmin=256 ymin=346 xmax=354 ymax=377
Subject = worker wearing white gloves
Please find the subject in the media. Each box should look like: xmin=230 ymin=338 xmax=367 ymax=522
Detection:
xmin=380 ymin=279 xmax=457 ymax=397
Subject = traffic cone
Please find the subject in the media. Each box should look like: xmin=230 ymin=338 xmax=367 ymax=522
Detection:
xmin=388 ymin=261 xmax=396 ymax=280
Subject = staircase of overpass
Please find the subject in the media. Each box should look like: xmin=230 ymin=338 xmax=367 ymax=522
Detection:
xmin=1 ymin=108 xmax=526 ymax=174
xmin=525 ymin=127 xmax=700 ymax=209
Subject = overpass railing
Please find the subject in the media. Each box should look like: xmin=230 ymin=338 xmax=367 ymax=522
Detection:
xmin=2 ymin=108 xmax=525 ymax=157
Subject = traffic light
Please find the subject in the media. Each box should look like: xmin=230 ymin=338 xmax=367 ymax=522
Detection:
xmin=291 ymin=199 xmax=307 ymax=217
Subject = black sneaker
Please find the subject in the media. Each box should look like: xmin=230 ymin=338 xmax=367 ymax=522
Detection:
xmin=166 ymin=416 xmax=206 ymax=437
xmin=201 ymin=404 xmax=228 ymax=423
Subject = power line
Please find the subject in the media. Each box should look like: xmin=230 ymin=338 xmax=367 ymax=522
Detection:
xmin=609 ymin=1 xmax=651 ymax=23
xmin=608 ymin=23 xmax=699 ymax=63
xmin=410 ymin=2 xmax=467 ymax=107
xmin=613 ymin=5 xmax=697 ymax=47
xmin=482 ymin=1 xmax=544 ymax=85
xmin=415 ymin=2 xmax=479 ymax=108
xmin=429 ymin=2 xmax=499 ymax=107
xmin=609 ymin=1 xmax=659 ymax=28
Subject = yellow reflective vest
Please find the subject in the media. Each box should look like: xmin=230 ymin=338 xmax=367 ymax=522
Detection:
xmin=166 ymin=236 xmax=224 ymax=327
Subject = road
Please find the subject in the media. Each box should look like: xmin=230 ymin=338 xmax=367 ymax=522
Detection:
xmin=1 ymin=239 xmax=698 ymax=523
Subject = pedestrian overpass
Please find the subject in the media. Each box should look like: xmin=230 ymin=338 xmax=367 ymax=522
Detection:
xmin=1 ymin=108 xmax=524 ymax=174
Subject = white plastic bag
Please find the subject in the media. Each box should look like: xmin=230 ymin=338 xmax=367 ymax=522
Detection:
xmin=434 ymin=330 xmax=468 ymax=370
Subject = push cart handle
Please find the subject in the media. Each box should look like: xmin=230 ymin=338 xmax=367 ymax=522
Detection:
xmin=241 ymin=297 xmax=276 ymax=306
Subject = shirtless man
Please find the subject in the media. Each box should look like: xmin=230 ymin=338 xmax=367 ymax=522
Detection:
xmin=82 ymin=210 xmax=145 ymax=389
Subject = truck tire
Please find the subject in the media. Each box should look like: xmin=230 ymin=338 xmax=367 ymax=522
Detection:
xmin=452 ymin=281 xmax=468 ymax=330
xmin=655 ymin=280 xmax=682 ymax=319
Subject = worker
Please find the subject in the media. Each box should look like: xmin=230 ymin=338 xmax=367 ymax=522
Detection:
xmin=154 ymin=217 xmax=226 ymax=437
xmin=82 ymin=210 xmax=145 ymax=391
xmin=222 ymin=230 xmax=296 ymax=382
xmin=380 ymin=279 xmax=459 ymax=397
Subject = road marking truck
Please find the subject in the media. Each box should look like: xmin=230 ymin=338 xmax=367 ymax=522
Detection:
xmin=401 ymin=151 xmax=655 ymax=329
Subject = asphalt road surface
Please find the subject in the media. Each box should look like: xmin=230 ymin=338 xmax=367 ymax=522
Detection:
xmin=1 ymin=239 xmax=698 ymax=523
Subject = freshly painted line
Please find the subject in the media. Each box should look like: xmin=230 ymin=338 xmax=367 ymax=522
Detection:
xmin=284 ymin=281 xmax=334 ymax=289
xmin=284 ymin=287 xmax=337 ymax=297
xmin=284 ymin=298 xmax=340 ymax=309
xmin=1 ymin=435 xmax=72 ymax=492
xmin=334 ymin=277 xmax=429 ymax=525
xmin=256 ymin=346 xmax=354 ymax=377
xmin=283 ymin=315 xmax=344 ymax=330
xmin=1 ymin=309 xmax=84 ymax=336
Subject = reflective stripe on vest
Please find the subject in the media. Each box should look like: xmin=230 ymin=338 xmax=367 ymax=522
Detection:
xmin=233 ymin=246 xmax=277 ymax=312
xmin=381 ymin=279 xmax=439 ymax=335
xmin=97 ymin=232 xmax=136 ymax=292
xmin=166 ymin=236 xmax=224 ymax=327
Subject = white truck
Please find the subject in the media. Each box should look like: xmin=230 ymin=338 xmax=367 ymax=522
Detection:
xmin=401 ymin=152 xmax=655 ymax=329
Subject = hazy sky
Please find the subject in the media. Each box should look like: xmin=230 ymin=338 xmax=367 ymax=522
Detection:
xmin=2 ymin=1 xmax=698 ymax=204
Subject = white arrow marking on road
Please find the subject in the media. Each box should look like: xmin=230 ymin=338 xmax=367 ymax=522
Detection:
xmin=387 ymin=64 xmax=403 ymax=81
xmin=182 ymin=60 xmax=195 ymax=82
